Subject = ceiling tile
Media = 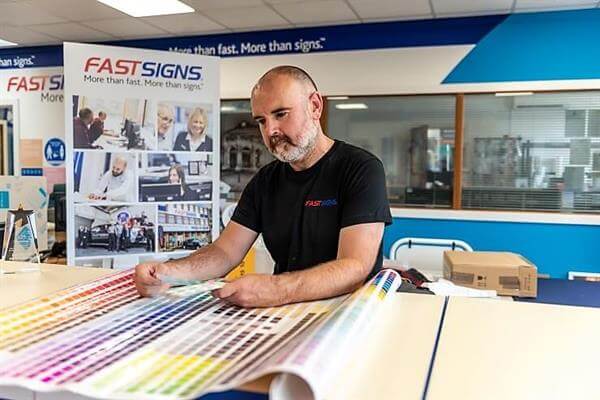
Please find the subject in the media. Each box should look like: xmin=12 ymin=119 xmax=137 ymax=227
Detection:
xmin=273 ymin=0 xmax=358 ymax=24
xmin=142 ymin=13 xmax=227 ymax=34
xmin=0 ymin=1 xmax=66 ymax=26
xmin=433 ymin=0 xmax=513 ymax=16
xmin=515 ymin=0 xmax=597 ymax=11
xmin=26 ymin=0 xmax=129 ymax=21
xmin=28 ymin=22 xmax=116 ymax=41
xmin=202 ymin=5 xmax=290 ymax=29
xmin=184 ymin=0 xmax=264 ymax=10
xmin=82 ymin=18 xmax=167 ymax=38
xmin=349 ymin=0 xmax=432 ymax=20
xmin=0 ymin=25 xmax=59 ymax=45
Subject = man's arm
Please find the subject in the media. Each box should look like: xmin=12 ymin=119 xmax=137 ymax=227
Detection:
xmin=89 ymin=172 xmax=110 ymax=199
xmin=134 ymin=221 xmax=258 ymax=296
xmin=214 ymin=222 xmax=384 ymax=307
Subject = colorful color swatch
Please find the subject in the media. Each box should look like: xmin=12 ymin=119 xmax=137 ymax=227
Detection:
xmin=0 ymin=269 xmax=401 ymax=399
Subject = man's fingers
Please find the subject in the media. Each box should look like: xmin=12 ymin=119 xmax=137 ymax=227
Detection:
xmin=213 ymin=281 xmax=237 ymax=299
xmin=135 ymin=265 xmax=161 ymax=286
xmin=138 ymin=282 xmax=169 ymax=297
xmin=134 ymin=263 xmax=165 ymax=297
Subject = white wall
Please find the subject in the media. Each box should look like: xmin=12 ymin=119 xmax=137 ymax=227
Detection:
xmin=221 ymin=46 xmax=600 ymax=99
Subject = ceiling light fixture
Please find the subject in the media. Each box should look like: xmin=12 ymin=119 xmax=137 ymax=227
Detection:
xmin=335 ymin=103 xmax=368 ymax=110
xmin=96 ymin=0 xmax=194 ymax=17
xmin=327 ymin=96 xmax=349 ymax=100
xmin=495 ymin=92 xmax=534 ymax=97
xmin=0 ymin=38 xmax=18 ymax=47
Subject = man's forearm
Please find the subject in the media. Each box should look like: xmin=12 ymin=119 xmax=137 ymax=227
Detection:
xmin=164 ymin=242 xmax=237 ymax=281
xmin=275 ymin=258 xmax=370 ymax=304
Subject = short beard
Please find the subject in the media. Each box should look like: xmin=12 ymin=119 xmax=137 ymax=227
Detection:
xmin=269 ymin=124 xmax=318 ymax=163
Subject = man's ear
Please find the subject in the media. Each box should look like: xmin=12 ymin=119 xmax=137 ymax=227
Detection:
xmin=309 ymin=91 xmax=323 ymax=120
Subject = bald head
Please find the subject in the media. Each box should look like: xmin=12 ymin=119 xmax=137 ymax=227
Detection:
xmin=252 ymin=65 xmax=318 ymax=99
xmin=111 ymin=156 xmax=127 ymax=177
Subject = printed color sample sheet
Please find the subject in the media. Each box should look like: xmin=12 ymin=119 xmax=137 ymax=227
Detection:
xmin=0 ymin=269 xmax=401 ymax=400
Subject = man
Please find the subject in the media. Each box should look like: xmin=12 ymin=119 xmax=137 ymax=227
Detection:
xmin=119 ymin=221 xmax=129 ymax=252
xmin=73 ymin=108 xmax=94 ymax=148
xmin=107 ymin=224 xmax=116 ymax=252
xmin=89 ymin=156 xmax=134 ymax=202
xmin=134 ymin=66 xmax=391 ymax=307
xmin=89 ymin=111 xmax=107 ymax=143
xmin=77 ymin=226 xmax=85 ymax=248
xmin=115 ymin=222 xmax=123 ymax=253
xmin=82 ymin=226 xmax=90 ymax=248
xmin=157 ymin=103 xmax=175 ymax=151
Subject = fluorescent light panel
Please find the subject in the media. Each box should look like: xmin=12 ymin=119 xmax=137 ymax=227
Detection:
xmin=96 ymin=0 xmax=194 ymax=17
xmin=0 ymin=38 xmax=18 ymax=47
xmin=335 ymin=103 xmax=368 ymax=110
xmin=220 ymin=106 xmax=238 ymax=112
xmin=328 ymin=96 xmax=349 ymax=100
xmin=495 ymin=91 xmax=533 ymax=97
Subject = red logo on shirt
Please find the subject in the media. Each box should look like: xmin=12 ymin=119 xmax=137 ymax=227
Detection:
xmin=305 ymin=199 xmax=337 ymax=207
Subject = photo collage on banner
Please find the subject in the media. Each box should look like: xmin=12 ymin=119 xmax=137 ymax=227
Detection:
xmin=64 ymin=43 xmax=220 ymax=268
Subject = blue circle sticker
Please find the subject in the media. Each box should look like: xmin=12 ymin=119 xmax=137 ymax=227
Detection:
xmin=44 ymin=138 xmax=65 ymax=166
xmin=116 ymin=211 xmax=130 ymax=224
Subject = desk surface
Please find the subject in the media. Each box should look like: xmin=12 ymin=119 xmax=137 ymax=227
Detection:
xmin=517 ymin=277 xmax=600 ymax=308
xmin=328 ymin=293 xmax=445 ymax=400
xmin=426 ymin=296 xmax=600 ymax=400
xmin=0 ymin=262 xmax=114 ymax=309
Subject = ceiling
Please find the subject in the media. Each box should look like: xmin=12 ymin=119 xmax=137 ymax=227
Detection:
xmin=1 ymin=0 xmax=599 ymax=48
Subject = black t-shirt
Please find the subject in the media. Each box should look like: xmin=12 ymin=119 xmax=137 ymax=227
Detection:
xmin=232 ymin=140 xmax=392 ymax=279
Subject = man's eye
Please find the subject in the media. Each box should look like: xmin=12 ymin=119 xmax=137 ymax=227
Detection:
xmin=275 ymin=111 xmax=288 ymax=119
xmin=256 ymin=119 xmax=265 ymax=126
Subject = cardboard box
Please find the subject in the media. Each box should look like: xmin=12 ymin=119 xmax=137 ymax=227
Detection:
xmin=443 ymin=251 xmax=537 ymax=297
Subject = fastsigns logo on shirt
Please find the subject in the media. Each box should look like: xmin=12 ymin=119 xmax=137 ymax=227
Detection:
xmin=304 ymin=199 xmax=338 ymax=207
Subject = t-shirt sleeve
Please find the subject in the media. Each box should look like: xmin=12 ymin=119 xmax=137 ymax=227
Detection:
xmin=231 ymin=173 xmax=262 ymax=233
xmin=340 ymin=157 xmax=392 ymax=228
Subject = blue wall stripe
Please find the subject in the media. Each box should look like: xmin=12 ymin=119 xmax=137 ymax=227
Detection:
xmin=444 ymin=8 xmax=600 ymax=83
xmin=0 ymin=15 xmax=505 ymax=69
xmin=384 ymin=217 xmax=600 ymax=278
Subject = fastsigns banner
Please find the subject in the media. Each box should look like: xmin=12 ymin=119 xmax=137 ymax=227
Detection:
xmin=64 ymin=42 xmax=220 ymax=268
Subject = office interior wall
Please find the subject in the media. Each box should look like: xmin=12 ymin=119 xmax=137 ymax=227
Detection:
xmin=0 ymin=9 xmax=599 ymax=275
xmin=0 ymin=67 xmax=64 ymax=190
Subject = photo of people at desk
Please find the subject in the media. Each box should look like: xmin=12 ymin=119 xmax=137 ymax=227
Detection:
xmin=73 ymin=151 xmax=136 ymax=203
xmin=74 ymin=204 xmax=156 ymax=258
xmin=156 ymin=102 xmax=213 ymax=152
xmin=138 ymin=153 xmax=213 ymax=202
xmin=72 ymin=95 xmax=156 ymax=151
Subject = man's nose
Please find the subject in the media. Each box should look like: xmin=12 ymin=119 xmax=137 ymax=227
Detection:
xmin=264 ymin=119 xmax=280 ymax=137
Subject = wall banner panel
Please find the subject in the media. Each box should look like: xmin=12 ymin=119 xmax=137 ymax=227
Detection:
xmin=64 ymin=42 xmax=220 ymax=268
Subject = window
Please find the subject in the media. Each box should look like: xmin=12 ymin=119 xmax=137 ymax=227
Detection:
xmin=220 ymin=100 xmax=274 ymax=202
xmin=462 ymin=92 xmax=600 ymax=213
xmin=327 ymin=95 xmax=456 ymax=207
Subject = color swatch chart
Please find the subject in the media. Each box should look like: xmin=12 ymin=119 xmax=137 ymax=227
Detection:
xmin=0 ymin=268 xmax=401 ymax=400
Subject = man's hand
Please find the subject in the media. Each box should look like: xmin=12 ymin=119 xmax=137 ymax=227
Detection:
xmin=213 ymin=274 xmax=287 ymax=308
xmin=134 ymin=262 xmax=171 ymax=297
xmin=88 ymin=193 xmax=106 ymax=200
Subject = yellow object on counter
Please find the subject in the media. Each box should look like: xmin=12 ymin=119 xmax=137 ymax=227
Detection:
xmin=225 ymin=247 xmax=255 ymax=280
